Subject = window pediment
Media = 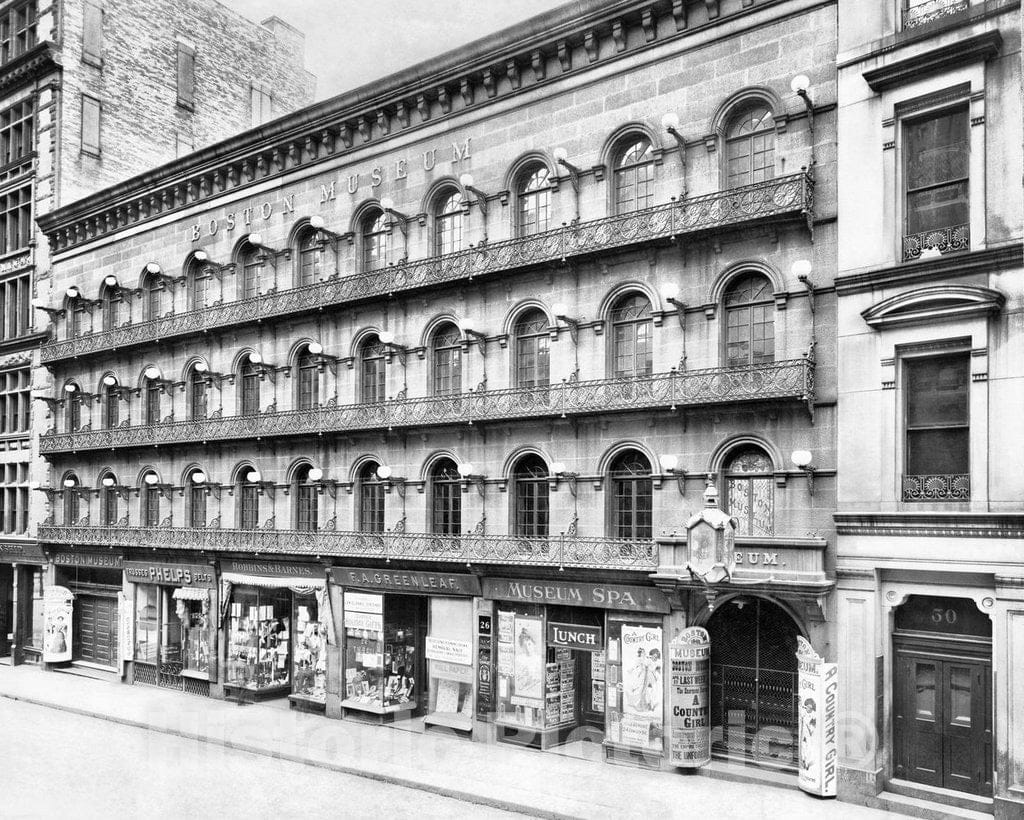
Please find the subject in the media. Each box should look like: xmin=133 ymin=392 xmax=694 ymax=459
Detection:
xmin=862 ymin=285 xmax=1004 ymax=329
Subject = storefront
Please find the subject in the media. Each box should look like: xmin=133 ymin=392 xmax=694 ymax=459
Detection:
xmin=50 ymin=549 xmax=124 ymax=668
xmin=482 ymin=576 xmax=671 ymax=765
xmin=331 ymin=566 xmax=480 ymax=734
xmin=0 ymin=541 xmax=47 ymax=663
xmin=220 ymin=558 xmax=330 ymax=707
xmin=125 ymin=559 xmax=218 ymax=696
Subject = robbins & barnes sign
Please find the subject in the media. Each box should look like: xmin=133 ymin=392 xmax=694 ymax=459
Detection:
xmin=482 ymin=578 xmax=669 ymax=614
xmin=222 ymin=559 xmax=321 ymax=578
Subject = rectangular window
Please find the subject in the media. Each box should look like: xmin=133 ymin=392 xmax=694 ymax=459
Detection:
xmin=0 ymin=273 xmax=30 ymax=340
xmin=0 ymin=462 xmax=29 ymax=533
xmin=82 ymin=1 xmax=103 ymax=65
xmin=250 ymin=83 xmax=272 ymax=127
xmin=176 ymin=43 xmax=195 ymax=109
xmin=903 ymin=106 xmax=969 ymax=259
xmin=0 ymin=98 xmax=34 ymax=170
xmin=81 ymin=94 xmax=101 ymax=156
xmin=0 ymin=367 xmax=28 ymax=435
xmin=903 ymin=353 xmax=970 ymax=501
xmin=0 ymin=2 xmax=37 ymax=66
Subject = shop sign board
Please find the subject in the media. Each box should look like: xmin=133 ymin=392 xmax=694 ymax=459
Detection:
xmin=345 ymin=610 xmax=383 ymax=633
xmin=332 ymin=566 xmax=481 ymax=596
xmin=42 ymin=586 xmax=74 ymax=662
xmin=477 ymin=613 xmax=493 ymax=718
xmin=52 ymin=550 xmax=122 ymax=569
xmin=425 ymin=636 xmax=472 ymax=666
xmin=0 ymin=540 xmax=46 ymax=564
xmin=118 ymin=592 xmax=134 ymax=666
xmin=796 ymin=636 xmax=838 ymax=797
xmin=483 ymin=578 xmax=669 ymax=614
xmin=124 ymin=561 xmax=216 ymax=588
xmin=222 ymin=559 xmax=321 ymax=579
xmin=344 ymin=591 xmax=383 ymax=614
xmin=547 ymin=622 xmax=603 ymax=651
xmin=669 ymin=627 xmax=711 ymax=768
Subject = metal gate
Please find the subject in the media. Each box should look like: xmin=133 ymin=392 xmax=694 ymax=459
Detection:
xmin=707 ymin=597 xmax=799 ymax=768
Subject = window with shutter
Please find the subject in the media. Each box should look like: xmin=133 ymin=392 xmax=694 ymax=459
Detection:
xmin=176 ymin=43 xmax=195 ymax=109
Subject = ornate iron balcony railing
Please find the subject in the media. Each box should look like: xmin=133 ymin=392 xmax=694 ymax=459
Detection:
xmin=902 ymin=0 xmax=969 ymax=29
xmin=902 ymin=224 xmax=969 ymax=261
xmin=36 ymin=524 xmax=657 ymax=570
xmin=902 ymin=473 xmax=970 ymax=502
xmin=40 ymin=173 xmax=813 ymax=365
xmin=40 ymin=358 xmax=815 ymax=454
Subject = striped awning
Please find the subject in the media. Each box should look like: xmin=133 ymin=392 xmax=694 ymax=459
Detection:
xmin=172 ymin=586 xmax=210 ymax=601
xmin=221 ymin=572 xmax=325 ymax=590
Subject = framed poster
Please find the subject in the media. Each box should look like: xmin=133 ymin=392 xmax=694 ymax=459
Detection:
xmin=43 ymin=586 xmax=74 ymax=663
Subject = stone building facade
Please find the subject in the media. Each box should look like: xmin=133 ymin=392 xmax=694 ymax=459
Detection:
xmin=35 ymin=0 xmax=838 ymax=790
xmin=0 ymin=0 xmax=313 ymax=667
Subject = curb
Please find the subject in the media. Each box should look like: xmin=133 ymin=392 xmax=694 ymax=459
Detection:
xmin=0 ymin=690 xmax=579 ymax=820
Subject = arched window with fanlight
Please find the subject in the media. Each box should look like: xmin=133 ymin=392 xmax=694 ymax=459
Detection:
xmin=63 ymin=473 xmax=81 ymax=524
xmin=358 ymin=461 xmax=385 ymax=533
xmin=361 ymin=209 xmax=389 ymax=272
xmin=609 ymin=450 xmax=652 ymax=539
xmin=141 ymin=473 xmax=161 ymax=527
xmin=614 ymin=137 xmax=655 ymax=213
xmin=101 ymin=283 xmax=123 ymax=331
xmin=430 ymin=458 xmax=461 ymax=535
xmin=237 ymin=468 xmax=260 ymax=530
xmin=611 ymin=294 xmax=653 ymax=378
xmin=431 ymin=323 xmax=462 ymax=396
xmin=188 ymin=366 xmax=208 ymax=420
xmin=724 ymin=274 xmax=775 ymax=366
xmin=64 ymin=382 xmax=83 ymax=432
xmin=143 ymin=270 xmax=164 ymax=320
xmin=240 ymin=245 xmax=261 ymax=300
xmin=297 ymin=227 xmax=323 ymax=287
xmin=296 ymin=346 xmax=320 ymax=410
xmin=294 ymin=464 xmax=318 ymax=532
xmin=514 ymin=310 xmax=550 ymax=389
xmin=99 ymin=472 xmax=118 ymax=525
xmin=517 ymin=165 xmax=551 ymax=237
xmin=143 ymin=374 xmax=161 ymax=426
xmin=723 ymin=446 xmax=774 ymax=536
xmin=69 ymin=296 xmax=87 ymax=337
xmin=102 ymin=378 xmax=120 ymax=429
xmin=434 ymin=190 xmax=464 ymax=255
xmin=726 ymin=105 xmax=775 ymax=188
xmin=360 ymin=336 xmax=387 ymax=404
xmin=188 ymin=260 xmax=212 ymax=312
xmin=513 ymin=454 xmax=549 ymax=538
xmin=239 ymin=355 xmax=261 ymax=415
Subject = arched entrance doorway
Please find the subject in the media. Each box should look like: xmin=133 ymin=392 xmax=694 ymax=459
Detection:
xmin=892 ymin=595 xmax=992 ymax=796
xmin=706 ymin=596 xmax=800 ymax=768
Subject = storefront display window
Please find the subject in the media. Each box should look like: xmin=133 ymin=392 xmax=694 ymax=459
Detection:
xmin=28 ymin=568 xmax=44 ymax=650
xmin=227 ymin=587 xmax=291 ymax=691
xmin=173 ymin=589 xmax=210 ymax=674
xmin=605 ymin=616 xmax=663 ymax=752
xmin=495 ymin=603 xmax=548 ymax=731
xmin=425 ymin=597 xmax=474 ymax=731
xmin=292 ymin=593 xmax=326 ymax=702
xmin=133 ymin=582 xmax=212 ymax=681
xmin=135 ymin=584 xmax=158 ymax=663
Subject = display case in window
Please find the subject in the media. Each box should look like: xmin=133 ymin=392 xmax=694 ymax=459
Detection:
xmin=290 ymin=593 xmax=326 ymax=704
xmin=173 ymin=589 xmax=210 ymax=676
xmin=226 ymin=587 xmax=291 ymax=696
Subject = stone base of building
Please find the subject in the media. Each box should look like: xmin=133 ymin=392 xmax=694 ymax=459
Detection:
xmin=837 ymin=766 xmax=884 ymax=803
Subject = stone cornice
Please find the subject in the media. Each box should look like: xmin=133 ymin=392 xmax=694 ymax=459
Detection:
xmin=862 ymin=29 xmax=1003 ymax=91
xmin=834 ymin=512 xmax=1024 ymax=539
xmin=0 ymin=41 xmax=61 ymax=97
xmin=835 ymin=244 xmax=1022 ymax=295
xmin=38 ymin=0 xmax=819 ymax=254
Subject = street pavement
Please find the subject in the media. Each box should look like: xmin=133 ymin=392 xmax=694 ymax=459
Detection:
xmin=0 ymin=665 xmax=901 ymax=819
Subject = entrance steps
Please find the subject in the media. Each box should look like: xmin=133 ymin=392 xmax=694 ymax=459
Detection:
xmin=877 ymin=779 xmax=993 ymax=819
xmin=53 ymin=661 xmax=117 ymax=682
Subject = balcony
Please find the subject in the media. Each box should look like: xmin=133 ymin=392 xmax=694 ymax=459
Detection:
xmin=902 ymin=223 xmax=969 ymax=261
xmin=39 ymin=172 xmax=813 ymax=365
xmin=40 ymin=358 xmax=815 ymax=454
xmin=36 ymin=524 xmax=656 ymax=571
xmin=902 ymin=473 xmax=970 ymax=501
xmin=902 ymin=0 xmax=969 ymax=29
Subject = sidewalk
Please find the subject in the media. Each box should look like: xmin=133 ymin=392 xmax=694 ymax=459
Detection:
xmin=0 ymin=666 xmax=896 ymax=819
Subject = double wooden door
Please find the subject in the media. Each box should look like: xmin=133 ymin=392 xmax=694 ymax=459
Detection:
xmin=894 ymin=649 xmax=992 ymax=795
xmin=74 ymin=594 xmax=118 ymax=667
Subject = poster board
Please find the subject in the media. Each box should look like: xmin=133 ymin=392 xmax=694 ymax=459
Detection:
xmin=796 ymin=636 xmax=838 ymax=797
xmin=669 ymin=626 xmax=711 ymax=768
xmin=43 ymin=586 xmax=74 ymax=663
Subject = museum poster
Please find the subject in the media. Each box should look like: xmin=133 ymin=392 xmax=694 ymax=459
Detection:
xmin=669 ymin=626 xmax=711 ymax=768
xmin=43 ymin=585 xmax=74 ymax=663
xmin=796 ymin=635 xmax=838 ymax=797
xmin=620 ymin=624 xmax=663 ymax=749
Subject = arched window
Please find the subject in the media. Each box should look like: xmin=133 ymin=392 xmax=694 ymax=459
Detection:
xmin=64 ymin=383 xmax=82 ymax=432
xmin=431 ymin=323 xmax=462 ymax=396
xmin=69 ymin=298 xmax=87 ymax=337
xmin=609 ymin=450 xmax=652 ymax=539
xmin=361 ymin=209 xmax=389 ymax=271
xmin=358 ymin=461 xmax=384 ymax=533
xmin=143 ymin=375 xmax=161 ymax=426
xmin=724 ymin=274 xmax=774 ymax=366
xmin=101 ymin=285 xmax=122 ymax=331
xmin=297 ymin=228 xmax=323 ymax=287
xmin=360 ymin=336 xmax=387 ymax=404
xmin=723 ymin=446 xmax=774 ymax=536
xmin=141 ymin=473 xmax=161 ymax=527
xmin=239 ymin=355 xmax=261 ymax=415
xmin=296 ymin=347 xmax=320 ymax=410
xmin=187 ymin=470 xmax=207 ymax=528
xmin=103 ymin=379 xmax=119 ymax=429
xmin=294 ymin=464 xmax=318 ymax=532
xmin=614 ymin=137 xmax=655 ymax=213
xmin=726 ymin=105 xmax=775 ymax=188
xmin=434 ymin=190 xmax=464 ymax=255
xmin=514 ymin=310 xmax=550 ymax=388
xmin=430 ymin=458 xmax=461 ymax=535
xmin=188 ymin=367 xmax=208 ymax=420
xmin=611 ymin=294 xmax=653 ymax=378
xmin=188 ymin=261 xmax=212 ymax=312
xmin=513 ymin=455 xmax=548 ymax=538
xmin=63 ymin=474 xmax=80 ymax=524
xmin=99 ymin=472 xmax=118 ymax=525
xmin=240 ymin=246 xmax=261 ymax=300
xmin=237 ymin=468 xmax=260 ymax=530
xmin=144 ymin=271 xmax=164 ymax=320
xmin=517 ymin=165 xmax=551 ymax=237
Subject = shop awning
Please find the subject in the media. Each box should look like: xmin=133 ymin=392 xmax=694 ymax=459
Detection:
xmin=172 ymin=586 xmax=210 ymax=601
xmin=220 ymin=572 xmax=326 ymax=590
